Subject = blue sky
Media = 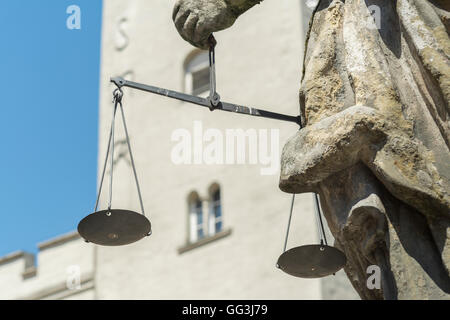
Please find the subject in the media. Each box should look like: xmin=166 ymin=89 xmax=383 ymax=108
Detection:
xmin=0 ymin=1 xmax=103 ymax=257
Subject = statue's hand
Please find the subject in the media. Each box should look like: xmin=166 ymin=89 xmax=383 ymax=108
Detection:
xmin=172 ymin=0 xmax=237 ymax=49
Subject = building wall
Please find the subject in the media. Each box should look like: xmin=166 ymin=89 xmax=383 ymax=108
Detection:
xmin=0 ymin=0 xmax=359 ymax=300
xmin=0 ymin=233 xmax=95 ymax=300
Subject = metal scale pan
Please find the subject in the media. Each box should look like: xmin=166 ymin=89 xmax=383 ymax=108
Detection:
xmin=78 ymin=209 xmax=151 ymax=246
xmin=277 ymin=244 xmax=346 ymax=278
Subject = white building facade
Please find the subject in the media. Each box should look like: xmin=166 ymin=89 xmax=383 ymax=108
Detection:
xmin=0 ymin=0 xmax=358 ymax=300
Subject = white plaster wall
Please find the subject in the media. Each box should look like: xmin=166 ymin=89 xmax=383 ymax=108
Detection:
xmin=0 ymin=257 xmax=26 ymax=299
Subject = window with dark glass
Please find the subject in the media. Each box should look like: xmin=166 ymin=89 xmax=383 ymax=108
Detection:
xmin=207 ymin=186 xmax=223 ymax=236
xmin=189 ymin=195 xmax=204 ymax=243
xmin=191 ymin=68 xmax=210 ymax=96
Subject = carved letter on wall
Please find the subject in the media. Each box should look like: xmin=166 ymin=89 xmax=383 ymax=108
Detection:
xmin=115 ymin=17 xmax=129 ymax=51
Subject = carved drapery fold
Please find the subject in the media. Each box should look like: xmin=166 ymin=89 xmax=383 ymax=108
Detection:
xmin=280 ymin=0 xmax=450 ymax=299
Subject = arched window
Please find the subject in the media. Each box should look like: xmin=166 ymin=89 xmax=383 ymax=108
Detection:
xmin=184 ymin=50 xmax=210 ymax=96
xmin=208 ymin=184 xmax=222 ymax=235
xmin=188 ymin=192 xmax=204 ymax=243
xmin=180 ymin=185 xmax=230 ymax=252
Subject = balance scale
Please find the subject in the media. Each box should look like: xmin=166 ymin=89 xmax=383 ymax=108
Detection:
xmin=78 ymin=35 xmax=346 ymax=278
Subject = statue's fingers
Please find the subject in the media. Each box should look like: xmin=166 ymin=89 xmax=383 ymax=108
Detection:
xmin=174 ymin=8 xmax=191 ymax=34
xmin=182 ymin=13 xmax=199 ymax=44
xmin=172 ymin=1 xmax=181 ymax=22
xmin=192 ymin=21 xmax=211 ymax=50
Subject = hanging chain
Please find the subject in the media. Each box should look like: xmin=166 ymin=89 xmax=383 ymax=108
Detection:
xmin=107 ymin=89 xmax=122 ymax=213
xmin=313 ymin=193 xmax=328 ymax=246
xmin=281 ymin=123 xmax=302 ymax=254
xmin=94 ymin=86 xmax=147 ymax=216
xmin=94 ymin=90 xmax=120 ymax=212
xmin=282 ymin=194 xmax=296 ymax=253
xmin=117 ymin=97 xmax=146 ymax=217
xmin=279 ymin=120 xmax=328 ymax=252
xmin=297 ymin=97 xmax=328 ymax=246
xmin=94 ymin=111 xmax=113 ymax=212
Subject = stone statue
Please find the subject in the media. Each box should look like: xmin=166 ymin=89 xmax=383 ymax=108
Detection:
xmin=173 ymin=0 xmax=450 ymax=299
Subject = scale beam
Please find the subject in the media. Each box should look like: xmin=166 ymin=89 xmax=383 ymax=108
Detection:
xmin=111 ymin=77 xmax=301 ymax=126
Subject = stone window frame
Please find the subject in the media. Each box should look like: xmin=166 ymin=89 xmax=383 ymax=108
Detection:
xmin=183 ymin=49 xmax=210 ymax=96
xmin=179 ymin=183 xmax=231 ymax=254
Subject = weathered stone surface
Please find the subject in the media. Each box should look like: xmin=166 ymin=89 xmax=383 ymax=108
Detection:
xmin=280 ymin=0 xmax=450 ymax=300
xmin=173 ymin=0 xmax=450 ymax=299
